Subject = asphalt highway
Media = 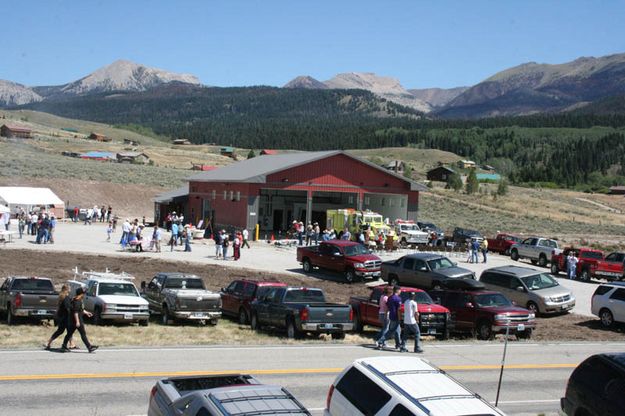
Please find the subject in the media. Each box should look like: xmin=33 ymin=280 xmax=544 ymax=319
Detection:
xmin=1 ymin=341 xmax=622 ymax=416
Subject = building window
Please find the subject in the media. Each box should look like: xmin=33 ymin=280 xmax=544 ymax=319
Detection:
xmin=211 ymin=190 xmax=216 ymax=200
xmin=401 ymin=198 xmax=405 ymax=208
xmin=364 ymin=196 xmax=370 ymax=205
xmin=389 ymin=199 xmax=394 ymax=207
xmin=381 ymin=198 xmax=385 ymax=206
xmin=223 ymin=191 xmax=227 ymax=200
xmin=236 ymin=191 xmax=241 ymax=201
xmin=229 ymin=191 xmax=234 ymax=200
xmin=348 ymin=195 xmax=354 ymax=204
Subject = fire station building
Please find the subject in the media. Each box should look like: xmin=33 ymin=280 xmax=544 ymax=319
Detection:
xmin=162 ymin=151 xmax=426 ymax=234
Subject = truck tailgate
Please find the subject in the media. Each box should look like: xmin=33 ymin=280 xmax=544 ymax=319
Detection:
xmin=305 ymin=303 xmax=351 ymax=323
xmin=18 ymin=292 xmax=57 ymax=309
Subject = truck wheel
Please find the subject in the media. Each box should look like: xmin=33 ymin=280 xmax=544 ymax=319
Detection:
xmin=526 ymin=301 xmax=539 ymax=315
xmin=250 ymin=313 xmax=261 ymax=331
xmin=600 ymin=308 xmax=614 ymax=328
xmin=476 ymin=321 xmax=493 ymax=340
xmin=331 ymin=332 xmax=345 ymax=340
xmin=344 ymin=269 xmax=355 ymax=283
xmin=400 ymin=238 xmax=408 ymax=248
xmin=581 ymin=269 xmax=590 ymax=282
xmin=530 ymin=259 xmax=538 ymax=266
xmin=93 ymin=308 xmax=103 ymax=326
xmin=6 ymin=307 xmax=15 ymax=326
xmin=286 ymin=319 xmax=300 ymax=339
xmin=550 ymin=264 xmax=559 ymax=275
xmin=161 ymin=306 xmax=171 ymax=325
xmin=353 ymin=312 xmax=363 ymax=333
xmin=504 ymin=248 xmax=511 ymax=256
xmin=388 ymin=275 xmax=399 ymax=287
xmin=238 ymin=308 xmax=249 ymax=325
xmin=139 ymin=320 xmax=149 ymax=327
xmin=538 ymin=254 xmax=548 ymax=268
xmin=517 ymin=328 xmax=532 ymax=339
xmin=302 ymin=259 xmax=312 ymax=273
xmin=209 ymin=319 xmax=219 ymax=326
xmin=510 ymin=250 xmax=519 ymax=261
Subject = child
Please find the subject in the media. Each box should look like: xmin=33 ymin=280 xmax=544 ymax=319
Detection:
xmin=106 ymin=222 xmax=113 ymax=242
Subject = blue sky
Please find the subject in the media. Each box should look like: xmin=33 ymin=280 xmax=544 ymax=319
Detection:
xmin=3 ymin=0 xmax=625 ymax=88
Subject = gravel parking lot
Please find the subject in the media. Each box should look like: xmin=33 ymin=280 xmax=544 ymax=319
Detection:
xmin=0 ymin=221 xmax=604 ymax=317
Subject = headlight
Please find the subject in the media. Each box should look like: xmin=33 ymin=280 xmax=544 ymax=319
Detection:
xmin=353 ymin=263 xmax=365 ymax=268
xmin=528 ymin=313 xmax=535 ymax=319
xmin=106 ymin=304 xmax=117 ymax=310
xmin=494 ymin=314 xmax=509 ymax=320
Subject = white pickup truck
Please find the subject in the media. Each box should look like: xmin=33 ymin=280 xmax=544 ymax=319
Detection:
xmin=395 ymin=221 xmax=429 ymax=247
xmin=510 ymin=237 xmax=560 ymax=268
xmin=69 ymin=271 xmax=150 ymax=326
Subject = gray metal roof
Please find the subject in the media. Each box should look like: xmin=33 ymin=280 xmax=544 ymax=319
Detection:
xmin=188 ymin=150 xmax=428 ymax=191
xmin=153 ymin=185 xmax=189 ymax=203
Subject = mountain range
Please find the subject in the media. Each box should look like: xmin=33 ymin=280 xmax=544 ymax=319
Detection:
xmin=2 ymin=53 xmax=625 ymax=117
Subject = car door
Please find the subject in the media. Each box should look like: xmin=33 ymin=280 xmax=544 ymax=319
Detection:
xmin=268 ymin=288 xmax=287 ymax=327
xmin=399 ymin=257 xmax=416 ymax=286
xmin=326 ymin=245 xmax=345 ymax=272
xmin=254 ymin=287 xmax=274 ymax=325
xmin=366 ymin=288 xmax=383 ymax=324
xmin=220 ymin=281 xmax=238 ymax=314
xmin=519 ymin=238 xmax=536 ymax=258
xmin=144 ymin=276 xmax=161 ymax=311
xmin=0 ymin=279 xmax=8 ymax=307
xmin=608 ymin=288 xmax=625 ymax=322
xmin=84 ymin=281 xmax=98 ymax=312
xmin=506 ymin=276 xmax=528 ymax=305
xmin=413 ymin=258 xmax=431 ymax=288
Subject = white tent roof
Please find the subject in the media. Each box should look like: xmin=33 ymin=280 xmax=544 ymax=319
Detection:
xmin=0 ymin=187 xmax=64 ymax=206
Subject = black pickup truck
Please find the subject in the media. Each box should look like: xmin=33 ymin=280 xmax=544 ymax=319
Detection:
xmin=0 ymin=276 xmax=58 ymax=325
xmin=249 ymin=287 xmax=353 ymax=339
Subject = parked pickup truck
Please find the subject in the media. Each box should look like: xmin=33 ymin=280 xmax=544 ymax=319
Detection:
xmin=510 ymin=237 xmax=560 ymax=267
xmin=220 ymin=279 xmax=286 ymax=324
xmin=430 ymin=280 xmax=536 ymax=340
xmin=148 ymin=374 xmax=310 ymax=416
xmin=250 ymin=287 xmax=353 ymax=339
xmin=142 ymin=272 xmax=221 ymax=325
xmin=349 ymin=284 xmax=451 ymax=339
xmin=0 ymin=276 xmax=58 ymax=325
xmin=69 ymin=271 xmax=150 ymax=326
xmin=297 ymin=240 xmax=382 ymax=283
xmin=551 ymin=247 xmax=604 ymax=280
xmin=590 ymin=252 xmax=625 ymax=282
xmin=381 ymin=253 xmax=475 ymax=289
xmin=487 ymin=233 xmax=522 ymax=255
xmin=394 ymin=220 xmax=429 ymax=247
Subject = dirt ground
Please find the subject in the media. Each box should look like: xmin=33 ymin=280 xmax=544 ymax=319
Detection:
xmin=1 ymin=249 xmax=623 ymax=346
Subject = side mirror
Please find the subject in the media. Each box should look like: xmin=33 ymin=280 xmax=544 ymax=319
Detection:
xmin=418 ymin=267 xmax=427 ymax=272
xmin=220 ymin=287 xmax=226 ymax=293
xmin=452 ymin=261 xmax=458 ymax=267
xmin=511 ymin=301 xmax=517 ymax=306
xmin=465 ymin=302 xmax=474 ymax=308
xmin=333 ymin=252 xmax=343 ymax=257
xmin=516 ymin=286 xmax=525 ymax=292
xmin=141 ymin=281 xmax=146 ymax=290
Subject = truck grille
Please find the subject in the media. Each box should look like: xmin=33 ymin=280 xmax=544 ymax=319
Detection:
xmin=420 ymin=313 xmax=447 ymax=323
xmin=364 ymin=260 xmax=382 ymax=270
xmin=179 ymin=299 xmax=221 ymax=312
xmin=116 ymin=304 xmax=145 ymax=313
xmin=506 ymin=314 xmax=531 ymax=321
xmin=551 ymin=295 xmax=571 ymax=303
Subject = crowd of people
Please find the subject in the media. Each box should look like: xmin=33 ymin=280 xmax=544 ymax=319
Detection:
xmin=3 ymin=207 xmax=58 ymax=243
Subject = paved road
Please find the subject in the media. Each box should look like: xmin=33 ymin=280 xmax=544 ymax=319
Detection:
xmin=2 ymin=222 xmax=599 ymax=316
xmin=1 ymin=341 xmax=622 ymax=416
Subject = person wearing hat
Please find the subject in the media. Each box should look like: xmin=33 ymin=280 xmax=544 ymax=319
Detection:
xmin=61 ymin=287 xmax=98 ymax=353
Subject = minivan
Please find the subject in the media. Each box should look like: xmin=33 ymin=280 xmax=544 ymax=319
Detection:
xmin=591 ymin=282 xmax=625 ymax=328
xmin=324 ymin=356 xmax=505 ymax=416
xmin=479 ymin=266 xmax=575 ymax=315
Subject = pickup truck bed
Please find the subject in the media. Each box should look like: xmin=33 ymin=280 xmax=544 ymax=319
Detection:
xmin=0 ymin=277 xmax=58 ymax=325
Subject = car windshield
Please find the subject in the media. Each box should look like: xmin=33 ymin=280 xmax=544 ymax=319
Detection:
xmin=164 ymin=277 xmax=205 ymax=289
xmin=284 ymin=289 xmax=326 ymax=303
xmin=401 ymin=224 xmax=419 ymax=231
xmin=474 ymin=293 xmax=512 ymax=307
xmin=521 ymin=273 xmax=559 ymax=290
xmin=427 ymin=257 xmax=455 ymax=270
xmin=420 ymin=223 xmax=436 ymax=229
xmin=363 ymin=215 xmax=383 ymax=224
xmin=400 ymin=291 xmax=433 ymax=305
xmin=98 ymin=283 xmax=138 ymax=297
xmin=344 ymin=245 xmax=370 ymax=256
xmin=581 ymin=251 xmax=603 ymax=260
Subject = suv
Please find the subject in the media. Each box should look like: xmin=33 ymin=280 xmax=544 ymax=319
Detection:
xmin=451 ymin=227 xmax=483 ymax=244
xmin=561 ymin=353 xmax=625 ymax=416
xmin=591 ymin=282 xmax=625 ymax=328
xmin=429 ymin=280 xmax=535 ymax=340
xmin=381 ymin=253 xmax=475 ymax=289
xmin=324 ymin=356 xmax=505 ymax=416
xmin=479 ymin=266 xmax=575 ymax=315
xmin=220 ymin=280 xmax=287 ymax=324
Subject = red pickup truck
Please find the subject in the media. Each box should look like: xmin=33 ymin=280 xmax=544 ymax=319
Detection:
xmin=590 ymin=252 xmax=625 ymax=282
xmin=487 ymin=233 xmax=522 ymax=255
xmin=349 ymin=284 xmax=451 ymax=339
xmin=297 ymin=240 xmax=382 ymax=283
xmin=551 ymin=247 xmax=604 ymax=280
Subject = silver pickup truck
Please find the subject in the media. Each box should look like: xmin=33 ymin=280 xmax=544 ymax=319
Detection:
xmin=510 ymin=237 xmax=560 ymax=267
xmin=141 ymin=273 xmax=221 ymax=325
xmin=0 ymin=276 xmax=58 ymax=325
xmin=148 ymin=374 xmax=310 ymax=416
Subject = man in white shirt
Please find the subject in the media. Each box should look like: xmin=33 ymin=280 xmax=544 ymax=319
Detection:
xmin=400 ymin=292 xmax=423 ymax=353
xmin=242 ymin=228 xmax=250 ymax=248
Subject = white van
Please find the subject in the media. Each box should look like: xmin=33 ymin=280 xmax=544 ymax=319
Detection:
xmin=325 ymin=356 xmax=505 ymax=416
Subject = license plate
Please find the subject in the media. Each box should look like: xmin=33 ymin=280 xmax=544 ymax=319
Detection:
xmin=373 ymin=272 xmax=381 ymax=276
xmin=321 ymin=324 xmax=334 ymax=329
xmin=561 ymin=305 xmax=570 ymax=310
xmin=123 ymin=313 xmax=133 ymax=320
xmin=192 ymin=313 xmax=206 ymax=318
xmin=427 ymin=328 xmax=437 ymax=335
xmin=517 ymin=324 xmax=525 ymax=331
xmin=37 ymin=310 xmax=47 ymax=315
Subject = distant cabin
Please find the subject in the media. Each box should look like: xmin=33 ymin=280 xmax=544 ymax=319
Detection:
xmin=260 ymin=149 xmax=278 ymax=155
xmin=1 ymin=124 xmax=32 ymax=139
xmin=191 ymin=163 xmax=217 ymax=171
xmin=427 ymin=166 xmax=455 ymax=182
xmin=609 ymin=186 xmax=625 ymax=195
xmin=123 ymin=139 xmax=140 ymax=146
xmin=458 ymin=160 xmax=476 ymax=169
xmin=89 ymin=132 xmax=111 ymax=142
xmin=220 ymin=146 xmax=235 ymax=157
xmin=481 ymin=164 xmax=495 ymax=172
xmin=173 ymin=139 xmax=191 ymax=145
xmin=385 ymin=160 xmax=405 ymax=175
xmin=117 ymin=152 xmax=150 ymax=164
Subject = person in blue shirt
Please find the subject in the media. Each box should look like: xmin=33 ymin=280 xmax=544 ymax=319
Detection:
xmin=170 ymin=222 xmax=179 ymax=251
xmin=377 ymin=286 xmax=402 ymax=350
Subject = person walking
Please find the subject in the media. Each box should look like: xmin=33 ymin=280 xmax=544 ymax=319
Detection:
xmin=106 ymin=221 xmax=113 ymax=242
xmin=377 ymin=286 xmax=402 ymax=350
xmin=297 ymin=221 xmax=304 ymax=246
xmin=183 ymin=226 xmax=192 ymax=252
xmin=222 ymin=233 xmax=230 ymax=260
xmin=61 ymin=288 xmax=98 ymax=353
xmin=567 ymin=251 xmax=579 ymax=280
xmin=152 ymin=226 xmax=162 ymax=252
xmin=400 ymin=292 xmax=424 ymax=353
xmin=233 ymin=232 xmax=241 ymax=261
xmin=44 ymin=284 xmax=77 ymax=350
xmin=169 ymin=221 xmax=179 ymax=251
xmin=471 ymin=238 xmax=480 ymax=264
xmin=73 ymin=207 xmax=79 ymax=223
xmin=18 ymin=214 xmax=25 ymax=239
xmin=375 ymin=286 xmax=392 ymax=347
xmin=214 ymin=230 xmax=223 ymax=259
xmin=480 ymin=238 xmax=488 ymax=263
xmin=242 ymin=228 xmax=250 ymax=248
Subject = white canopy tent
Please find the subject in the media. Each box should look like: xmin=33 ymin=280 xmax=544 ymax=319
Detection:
xmin=0 ymin=187 xmax=65 ymax=218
